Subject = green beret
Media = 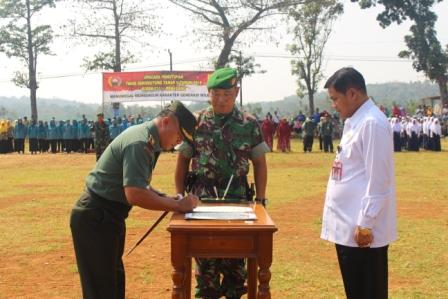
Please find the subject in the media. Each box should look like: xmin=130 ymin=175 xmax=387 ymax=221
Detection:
xmin=97 ymin=112 xmax=104 ymax=117
xmin=166 ymin=101 xmax=197 ymax=143
xmin=207 ymin=67 xmax=238 ymax=89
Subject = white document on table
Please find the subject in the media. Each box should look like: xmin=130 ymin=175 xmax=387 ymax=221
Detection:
xmin=185 ymin=205 xmax=257 ymax=220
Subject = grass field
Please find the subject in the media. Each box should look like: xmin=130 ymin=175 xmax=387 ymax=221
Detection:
xmin=0 ymin=139 xmax=447 ymax=299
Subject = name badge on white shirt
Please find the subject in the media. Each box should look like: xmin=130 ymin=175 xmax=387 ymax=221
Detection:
xmin=331 ymin=145 xmax=343 ymax=181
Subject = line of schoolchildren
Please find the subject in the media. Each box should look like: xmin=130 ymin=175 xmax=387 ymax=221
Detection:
xmin=390 ymin=116 xmax=443 ymax=152
xmin=0 ymin=114 xmax=146 ymax=154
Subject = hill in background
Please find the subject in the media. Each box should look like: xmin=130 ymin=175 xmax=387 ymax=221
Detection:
xmin=0 ymin=81 xmax=439 ymax=120
xmin=250 ymin=81 xmax=439 ymax=117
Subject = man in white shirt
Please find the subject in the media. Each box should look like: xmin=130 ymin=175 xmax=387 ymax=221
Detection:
xmin=321 ymin=67 xmax=397 ymax=299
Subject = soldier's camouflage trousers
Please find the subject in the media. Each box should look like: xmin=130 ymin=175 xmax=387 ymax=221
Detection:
xmin=95 ymin=144 xmax=107 ymax=161
xmin=195 ymin=257 xmax=247 ymax=299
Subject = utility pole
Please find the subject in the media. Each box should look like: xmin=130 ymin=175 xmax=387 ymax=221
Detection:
xmin=168 ymin=49 xmax=173 ymax=71
xmin=238 ymin=51 xmax=243 ymax=108
xmin=161 ymin=49 xmax=174 ymax=109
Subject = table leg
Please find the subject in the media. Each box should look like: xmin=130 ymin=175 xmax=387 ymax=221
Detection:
xmin=247 ymin=258 xmax=258 ymax=299
xmin=257 ymin=234 xmax=273 ymax=299
xmin=171 ymin=233 xmax=188 ymax=299
xmin=186 ymin=257 xmax=192 ymax=298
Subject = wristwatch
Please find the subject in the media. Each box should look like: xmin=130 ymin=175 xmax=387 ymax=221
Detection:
xmin=255 ymin=198 xmax=268 ymax=206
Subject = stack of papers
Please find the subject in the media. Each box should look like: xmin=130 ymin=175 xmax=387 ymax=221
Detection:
xmin=185 ymin=206 xmax=257 ymax=220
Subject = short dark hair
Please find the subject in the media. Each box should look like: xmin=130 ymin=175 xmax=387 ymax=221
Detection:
xmin=324 ymin=67 xmax=367 ymax=94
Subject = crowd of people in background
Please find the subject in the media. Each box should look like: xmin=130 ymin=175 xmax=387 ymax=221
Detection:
xmin=390 ymin=115 xmax=442 ymax=152
xmin=0 ymin=113 xmax=148 ymax=156
xmin=261 ymin=108 xmax=342 ymax=153
xmin=259 ymin=103 xmax=448 ymax=153
xmin=1 ymin=103 xmax=447 ymax=156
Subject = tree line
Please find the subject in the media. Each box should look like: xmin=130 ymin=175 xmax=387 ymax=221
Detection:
xmin=0 ymin=80 xmax=439 ymax=121
xmin=0 ymin=0 xmax=447 ymax=121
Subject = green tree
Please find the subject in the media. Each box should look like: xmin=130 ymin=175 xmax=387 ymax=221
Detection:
xmin=287 ymin=0 xmax=343 ymax=115
xmin=354 ymin=0 xmax=448 ymax=105
xmin=398 ymin=9 xmax=448 ymax=106
xmin=0 ymin=0 xmax=57 ymax=121
xmin=65 ymin=0 xmax=160 ymax=72
xmin=168 ymin=0 xmax=307 ymax=68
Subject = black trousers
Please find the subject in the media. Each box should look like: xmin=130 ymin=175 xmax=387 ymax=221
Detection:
xmin=29 ymin=138 xmax=38 ymax=153
xmin=70 ymin=190 xmax=131 ymax=299
xmin=336 ymin=244 xmax=388 ymax=299
xmin=393 ymin=132 xmax=401 ymax=152
xmin=303 ymin=135 xmax=314 ymax=152
xmin=38 ymin=138 xmax=46 ymax=152
xmin=14 ymin=138 xmax=25 ymax=153
xmin=81 ymin=138 xmax=89 ymax=153
xmin=323 ymin=135 xmax=334 ymax=152
xmin=49 ymin=140 xmax=57 ymax=153
xmin=0 ymin=140 xmax=7 ymax=154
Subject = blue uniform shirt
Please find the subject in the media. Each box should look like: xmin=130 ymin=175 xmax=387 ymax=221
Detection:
xmin=14 ymin=122 xmax=27 ymax=139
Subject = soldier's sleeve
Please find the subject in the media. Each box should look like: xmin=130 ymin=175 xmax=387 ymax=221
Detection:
xmin=122 ymin=141 xmax=153 ymax=189
xmin=176 ymin=141 xmax=193 ymax=159
xmin=250 ymin=119 xmax=270 ymax=160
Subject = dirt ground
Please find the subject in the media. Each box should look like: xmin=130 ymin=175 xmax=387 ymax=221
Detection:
xmin=0 ymin=150 xmax=446 ymax=298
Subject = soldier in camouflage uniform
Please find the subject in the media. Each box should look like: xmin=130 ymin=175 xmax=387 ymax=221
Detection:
xmin=93 ymin=113 xmax=110 ymax=161
xmin=175 ymin=68 xmax=270 ymax=299
xmin=302 ymin=117 xmax=315 ymax=152
xmin=320 ymin=116 xmax=334 ymax=152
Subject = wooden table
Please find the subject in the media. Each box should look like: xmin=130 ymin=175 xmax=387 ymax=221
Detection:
xmin=167 ymin=203 xmax=277 ymax=299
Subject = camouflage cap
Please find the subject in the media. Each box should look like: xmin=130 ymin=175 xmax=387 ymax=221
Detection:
xmin=166 ymin=100 xmax=197 ymax=143
xmin=97 ymin=112 xmax=104 ymax=117
xmin=207 ymin=67 xmax=238 ymax=89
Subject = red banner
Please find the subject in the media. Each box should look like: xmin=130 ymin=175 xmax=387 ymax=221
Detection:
xmin=103 ymin=71 xmax=212 ymax=103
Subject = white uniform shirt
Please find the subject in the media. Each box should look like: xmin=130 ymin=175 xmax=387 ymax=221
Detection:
xmin=430 ymin=120 xmax=442 ymax=136
xmin=321 ymin=99 xmax=397 ymax=248
xmin=423 ymin=119 xmax=429 ymax=135
xmin=391 ymin=119 xmax=401 ymax=133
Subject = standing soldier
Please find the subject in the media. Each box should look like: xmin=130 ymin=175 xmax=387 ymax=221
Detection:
xmin=321 ymin=116 xmax=334 ymax=153
xmin=302 ymin=117 xmax=315 ymax=153
xmin=175 ymin=68 xmax=270 ymax=299
xmin=93 ymin=113 xmax=110 ymax=161
xmin=317 ymin=119 xmax=323 ymax=151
